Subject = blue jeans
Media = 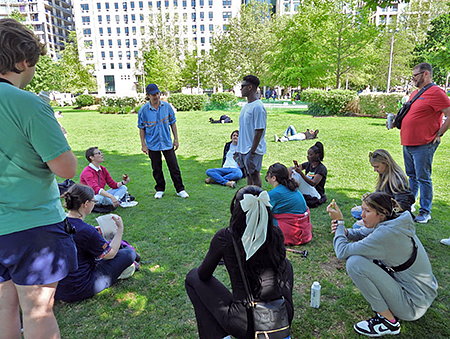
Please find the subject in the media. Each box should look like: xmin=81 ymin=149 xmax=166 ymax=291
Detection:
xmin=283 ymin=125 xmax=306 ymax=141
xmin=206 ymin=167 xmax=242 ymax=186
xmin=95 ymin=185 xmax=127 ymax=205
xmin=403 ymin=142 xmax=439 ymax=214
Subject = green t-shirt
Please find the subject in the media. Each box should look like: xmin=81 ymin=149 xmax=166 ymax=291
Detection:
xmin=0 ymin=82 xmax=70 ymax=236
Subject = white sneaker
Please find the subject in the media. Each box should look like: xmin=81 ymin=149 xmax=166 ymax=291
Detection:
xmin=440 ymin=238 xmax=450 ymax=246
xmin=118 ymin=263 xmax=136 ymax=279
xmin=177 ymin=190 xmax=189 ymax=198
xmin=410 ymin=203 xmax=416 ymax=213
xmin=120 ymin=201 xmax=138 ymax=208
xmin=154 ymin=191 xmax=164 ymax=199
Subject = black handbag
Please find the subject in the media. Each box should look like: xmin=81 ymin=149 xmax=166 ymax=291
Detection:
xmin=394 ymin=83 xmax=435 ymax=129
xmin=231 ymin=235 xmax=290 ymax=339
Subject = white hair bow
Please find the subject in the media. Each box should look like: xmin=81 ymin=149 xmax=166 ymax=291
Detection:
xmin=240 ymin=191 xmax=272 ymax=260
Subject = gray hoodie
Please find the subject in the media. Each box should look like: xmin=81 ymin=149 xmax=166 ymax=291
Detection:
xmin=334 ymin=211 xmax=438 ymax=310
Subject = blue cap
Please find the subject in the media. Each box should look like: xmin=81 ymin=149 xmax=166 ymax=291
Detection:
xmin=146 ymin=84 xmax=160 ymax=95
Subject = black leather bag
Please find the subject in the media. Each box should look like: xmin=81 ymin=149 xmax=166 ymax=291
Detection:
xmin=231 ymin=235 xmax=290 ymax=339
xmin=394 ymin=83 xmax=435 ymax=129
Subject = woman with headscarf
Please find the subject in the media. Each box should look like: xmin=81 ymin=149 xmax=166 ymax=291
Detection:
xmin=185 ymin=185 xmax=294 ymax=339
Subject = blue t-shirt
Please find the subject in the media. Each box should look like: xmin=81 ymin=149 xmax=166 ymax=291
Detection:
xmin=137 ymin=101 xmax=176 ymax=151
xmin=55 ymin=218 xmax=111 ymax=301
xmin=269 ymin=184 xmax=308 ymax=225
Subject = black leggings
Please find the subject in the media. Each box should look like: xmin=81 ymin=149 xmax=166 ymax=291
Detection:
xmin=185 ymin=261 xmax=294 ymax=339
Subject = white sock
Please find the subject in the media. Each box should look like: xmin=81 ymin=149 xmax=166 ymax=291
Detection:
xmin=222 ymin=336 xmax=231 ymax=339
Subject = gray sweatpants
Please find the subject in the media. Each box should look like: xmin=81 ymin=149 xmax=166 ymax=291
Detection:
xmin=346 ymin=256 xmax=428 ymax=321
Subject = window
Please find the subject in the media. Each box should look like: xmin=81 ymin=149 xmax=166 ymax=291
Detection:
xmin=106 ymin=15 xmax=111 ymax=22
xmin=98 ymin=15 xmax=102 ymax=22
xmin=133 ymin=38 xmax=137 ymax=46
xmin=209 ymin=37 xmax=212 ymax=43
xmin=118 ymin=51 xmax=123 ymax=58
xmin=131 ymin=1 xmax=135 ymax=8
xmin=173 ymin=0 xmax=178 ymax=6
xmin=108 ymin=39 xmax=113 ymax=46
xmin=222 ymin=0 xmax=230 ymax=5
xmin=81 ymin=4 xmax=89 ymax=10
xmin=223 ymin=11 xmax=231 ymax=19
xmin=111 ymin=63 xmax=115 ymax=69
xmin=83 ymin=28 xmax=91 ymax=35
xmin=124 ymin=14 xmax=128 ymax=23
xmin=165 ymin=0 xmax=169 ymax=7
xmin=85 ymin=40 xmax=93 ymax=48
xmin=125 ymin=27 xmax=129 ymax=34
xmin=82 ymin=16 xmax=90 ymax=23
xmin=208 ymin=0 xmax=212 ymax=5
xmin=131 ymin=14 xmax=136 ymax=21
xmin=97 ymin=3 xmax=101 ymax=9
xmin=200 ymin=37 xmax=205 ymax=43
xmin=101 ymin=51 xmax=106 ymax=58
xmin=140 ymin=26 xmax=145 ymax=34
xmin=125 ymin=39 xmax=130 ymax=47
xmin=105 ymin=2 xmax=110 ymax=9
xmin=117 ymin=27 xmax=121 ymax=34
xmin=200 ymin=0 xmax=203 ymax=5
xmin=192 ymin=25 xmax=196 ymax=32
xmin=192 ymin=13 xmax=196 ymax=19
xmin=118 ymin=63 xmax=122 ymax=69
xmin=134 ymin=51 xmax=138 ymax=57
xmin=102 ymin=63 xmax=107 ymax=69
xmin=200 ymin=12 xmax=204 ymax=19
xmin=100 ymin=39 xmax=105 ymax=47
xmin=191 ymin=0 xmax=195 ymax=6
xmin=209 ymin=24 xmax=213 ymax=31
xmin=116 ymin=15 xmax=120 ymax=22
xmin=140 ymin=14 xmax=144 ymax=22
xmin=209 ymin=12 xmax=213 ymax=18
xmin=183 ymin=13 xmax=187 ymax=21
xmin=200 ymin=24 xmax=204 ymax=31
xmin=132 ymin=26 xmax=136 ymax=34
xmin=107 ymin=27 xmax=112 ymax=34
xmin=117 ymin=39 xmax=122 ymax=47
xmin=127 ymin=63 xmax=131 ymax=69
xmin=223 ymin=24 xmax=227 ymax=31
xmin=182 ymin=0 xmax=186 ymax=6
xmin=148 ymin=1 xmax=152 ymax=7
xmin=126 ymin=51 xmax=131 ymax=59
xmin=157 ymin=1 xmax=161 ymax=7
xmin=123 ymin=2 xmax=127 ymax=9
xmin=105 ymin=75 xmax=115 ymax=93
xmin=114 ymin=2 xmax=119 ymax=9
xmin=109 ymin=51 xmax=114 ymax=58
xmin=85 ymin=52 xmax=93 ymax=59
xmin=139 ymin=1 xmax=143 ymax=8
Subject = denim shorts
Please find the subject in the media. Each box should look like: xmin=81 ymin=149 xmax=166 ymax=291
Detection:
xmin=0 ymin=221 xmax=78 ymax=285
xmin=239 ymin=152 xmax=263 ymax=176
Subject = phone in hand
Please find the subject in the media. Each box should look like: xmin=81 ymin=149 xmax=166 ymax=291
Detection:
xmin=293 ymin=160 xmax=299 ymax=167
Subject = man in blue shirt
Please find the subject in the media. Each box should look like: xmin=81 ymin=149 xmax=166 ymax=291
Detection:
xmin=138 ymin=84 xmax=189 ymax=199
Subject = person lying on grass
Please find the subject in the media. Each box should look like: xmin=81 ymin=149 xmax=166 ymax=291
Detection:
xmin=55 ymin=184 xmax=136 ymax=302
xmin=327 ymin=192 xmax=437 ymax=337
xmin=274 ymin=126 xmax=318 ymax=142
xmin=205 ymin=130 xmax=243 ymax=188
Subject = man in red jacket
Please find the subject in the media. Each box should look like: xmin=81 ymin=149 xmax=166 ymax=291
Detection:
xmin=80 ymin=147 xmax=130 ymax=207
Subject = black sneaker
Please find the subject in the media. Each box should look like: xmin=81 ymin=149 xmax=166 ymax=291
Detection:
xmin=354 ymin=313 xmax=400 ymax=337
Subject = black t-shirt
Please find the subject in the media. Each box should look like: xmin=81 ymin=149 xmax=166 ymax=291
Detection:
xmin=301 ymin=161 xmax=327 ymax=198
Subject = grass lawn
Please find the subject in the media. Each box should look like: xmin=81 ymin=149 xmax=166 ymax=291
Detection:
xmin=54 ymin=105 xmax=450 ymax=338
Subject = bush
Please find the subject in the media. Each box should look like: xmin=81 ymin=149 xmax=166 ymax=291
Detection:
xmin=359 ymin=93 xmax=404 ymax=118
xmin=168 ymin=93 xmax=208 ymax=111
xmin=302 ymin=89 xmax=358 ymax=116
xmin=204 ymin=92 xmax=238 ymax=110
xmin=101 ymin=96 xmax=138 ymax=108
xmin=75 ymin=94 xmax=95 ymax=108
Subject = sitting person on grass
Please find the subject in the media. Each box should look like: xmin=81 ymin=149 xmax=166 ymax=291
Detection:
xmin=205 ymin=130 xmax=243 ymax=188
xmin=290 ymin=141 xmax=327 ymax=208
xmin=274 ymin=126 xmax=319 ymax=142
xmin=327 ymin=193 xmax=437 ymax=338
xmin=55 ymin=184 xmax=137 ymax=302
xmin=266 ymin=163 xmax=312 ymax=246
xmin=80 ymin=147 xmax=134 ymax=209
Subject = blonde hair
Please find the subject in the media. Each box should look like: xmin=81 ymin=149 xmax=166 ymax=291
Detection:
xmin=369 ymin=149 xmax=409 ymax=195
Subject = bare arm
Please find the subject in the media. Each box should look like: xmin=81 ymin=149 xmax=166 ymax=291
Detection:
xmin=171 ymin=123 xmax=179 ymax=151
xmin=46 ymin=150 xmax=77 ymax=179
xmin=139 ymin=128 xmax=149 ymax=155
xmin=250 ymin=129 xmax=264 ymax=153
xmin=433 ymin=106 xmax=450 ymax=143
xmin=297 ymin=168 xmax=323 ymax=187
xmin=103 ymin=215 xmax=124 ymax=260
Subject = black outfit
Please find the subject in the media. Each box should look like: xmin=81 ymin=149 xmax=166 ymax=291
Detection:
xmin=301 ymin=161 xmax=327 ymax=208
xmin=149 ymin=148 xmax=185 ymax=192
xmin=185 ymin=228 xmax=294 ymax=339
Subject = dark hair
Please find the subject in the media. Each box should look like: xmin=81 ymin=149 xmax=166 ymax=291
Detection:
xmin=310 ymin=141 xmax=324 ymax=161
xmin=63 ymin=184 xmax=94 ymax=211
xmin=229 ymin=186 xmax=286 ymax=297
xmin=414 ymin=62 xmax=433 ymax=77
xmin=266 ymin=163 xmax=298 ymax=191
xmin=230 ymin=130 xmax=239 ymax=139
xmin=243 ymin=75 xmax=260 ymax=89
xmin=0 ymin=19 xmax=46 ymax=75
xmin=362 ymin=191 xmax=400 ymax=221
xmin=85 ymin=147 xmax=98 ymax=162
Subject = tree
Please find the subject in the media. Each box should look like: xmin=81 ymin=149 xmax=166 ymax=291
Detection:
xmin=57 ymin=32 xmax=97 ymax=94
xmin=26 ymin=55 xmax=62 ymax=93
xmin=208 ymin=1 xmax=276 ymax=88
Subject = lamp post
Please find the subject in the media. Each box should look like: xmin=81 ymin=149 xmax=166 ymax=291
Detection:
xmin=386 ymin=28 xmax=398 ymax=93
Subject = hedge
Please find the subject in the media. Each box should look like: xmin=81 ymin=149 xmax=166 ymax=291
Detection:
xmin=302 ymin=89 xmax=357 ymax=116
xmin=204 ymin=92 xmax=239 ymax=110
xmin=75 ymin=94 xmax=95 ymax=108
xmin=168 ymin=93 xmax=208 ymax=111
xmin=358 ymin=93 xmax=404 ymax=118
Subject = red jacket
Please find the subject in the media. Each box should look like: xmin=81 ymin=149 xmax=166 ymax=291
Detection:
xmin=80 ymin=165 xmax=118 ymax=194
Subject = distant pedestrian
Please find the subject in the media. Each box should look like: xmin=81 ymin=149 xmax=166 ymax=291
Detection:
xmin=272 ymin=89 xmax=277 ymax=101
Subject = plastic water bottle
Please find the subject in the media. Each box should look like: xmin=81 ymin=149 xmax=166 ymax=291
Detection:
xmin=387 ymin=113 xmax=394 ymax=130
xmin=310 ymin=281 xmax=321 ymax=308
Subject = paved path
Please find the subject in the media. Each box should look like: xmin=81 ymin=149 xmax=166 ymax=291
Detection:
xmin=237 ymin=102 xmax=308 ymax=109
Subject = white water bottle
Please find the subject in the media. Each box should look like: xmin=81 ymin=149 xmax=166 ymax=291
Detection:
xmin=310 ymin=281 xmax=321 ymax=308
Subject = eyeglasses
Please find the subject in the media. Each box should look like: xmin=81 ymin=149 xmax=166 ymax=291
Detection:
xmin=93 ymin=152 xmax=102 ymax=155
xmin=241 ymin=84 xmax=250 ymax=89
xmin=412 ymin=71 xmax=424 ymax=78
